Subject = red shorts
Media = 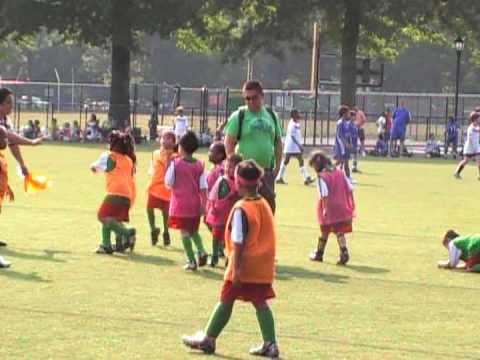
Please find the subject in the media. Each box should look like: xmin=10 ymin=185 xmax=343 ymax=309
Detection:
xmin=97 ymin=202 xmax=130 ymax=222
xmin=220 ymin=281 xmax=275 ymax=304
xmin=147 ymin=194 xmax=170 ymax=214
xmin=320 ymin=221 xmax=352 ymax=235
xmin=211 ymin=225 xmax=226 ymax=243
xmin=168 ymin=216 xmax=200 ymax=234
xmin=466 ymin=254 xmax=480 ymax=268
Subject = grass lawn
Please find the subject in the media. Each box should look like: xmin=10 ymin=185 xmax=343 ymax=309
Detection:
xmin=1 ymin=143 xmax=479 ymax=359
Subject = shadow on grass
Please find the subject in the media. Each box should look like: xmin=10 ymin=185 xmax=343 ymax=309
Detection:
xmin=1 ymin=248 xmax=68 ymax=263
xmin=0 ymin=269 xmax=50 ymax=283
xmin=197 ymin=268 xmax=223 ymax=281
xmin=354 ymin=183 xmax=382 ymax=188
xmin=276 ymin=265 xmax=349 ymax=284
xmin=189 ymin=352 xmax=244 ymax=360
xmin=114 ymin=253 xmax=176 ymax=266
xmin=344 ymin=264 xmax=390 ymax=274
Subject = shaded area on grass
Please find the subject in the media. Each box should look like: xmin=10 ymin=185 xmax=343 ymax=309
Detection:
xmin=0 ymin=270 xmax=50 ymax=283
xmin=1 ymin=248 xmax=69 ymax=263
xmin=113 ymin=253 xmax=176 ymax=267
xmin=276 ymin=264 xmax=349 ymax=284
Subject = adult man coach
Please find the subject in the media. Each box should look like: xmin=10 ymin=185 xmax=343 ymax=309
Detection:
xmin=224 ymin=80 xmax=283 ymax=213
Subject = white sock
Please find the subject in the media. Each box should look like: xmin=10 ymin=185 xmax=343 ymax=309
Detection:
xmin=300 ymin=166 xmax=310 ymax=180
xmin=277 ymin=161 xmax=286 ymax=181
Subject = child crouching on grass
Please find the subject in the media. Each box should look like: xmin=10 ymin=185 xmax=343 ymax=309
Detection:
xmin=309 ymin=151 xmax=355 ymax=265
xmin=183 ymin=160 xmax=279 ymax=358
xmin=91 ymin=131 xmax=137 ymax=254
xmin=165 ymin=131 xmax=208 ymax=271
xmin=438 ymin=230 xmax=480 ymax=272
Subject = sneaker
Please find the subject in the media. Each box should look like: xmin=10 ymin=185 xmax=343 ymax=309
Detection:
xmin=0 ymin=241 xmax=7 ymax=247
xmin=198 ymin=252 xmax=208 ymax=267
xmin=249 ymin=342 xmax=280 ymax=358
xmin=182 ymin=331 xmax=216 ymax=354
xmin=309 ymin=249 xmax=323 ymax=262
xmin=275 ymin=178 xmax=287 ymax=185
xmin=454 ymin=173 xmax=462 ymax=179
xmin=151 ymin=228 xmax=160 ymax=246
xmin=163 ymin=232 xmax=171 ymax=247
xmin=304 ymin=176 xmax=315 ymax=186
xmin=337 ymin=248 xmax=350 ymax=265
xmin=0 ymin=256 xmax=11 ymax=268
xmin=95 ymin=245 xmax=113 ymax=255
xmin=184 ymin=261 xmax=198 ymax=272
xmin=210 ymin=256 xmax=219 ymax=268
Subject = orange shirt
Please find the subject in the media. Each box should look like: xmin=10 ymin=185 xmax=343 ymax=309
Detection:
xmin=147 ymin=149 xmax=175 ymax=201
xmin=224 ymin=197 xmax=276 ymax=284
xmin=106 ymin=151 xmax=135 ymax=203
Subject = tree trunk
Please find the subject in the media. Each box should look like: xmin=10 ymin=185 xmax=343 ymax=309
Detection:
xmin=108 ymin=0 xmax=133 ymax=129
xmin=340 ymin=0 xmax=361 ymax=106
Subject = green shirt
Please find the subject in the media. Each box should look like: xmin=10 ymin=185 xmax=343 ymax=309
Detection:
xmin=453 ymin=235 xmax=480 ymax=261
xmin=225 ymin=106 xmax=282 ymax=169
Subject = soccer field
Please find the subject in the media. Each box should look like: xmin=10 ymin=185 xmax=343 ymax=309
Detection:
xmin=1 ymin=144 xmax=479 ymax=359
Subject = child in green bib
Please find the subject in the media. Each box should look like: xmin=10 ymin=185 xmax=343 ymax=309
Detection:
xmin=438 ymin=230 xmax=480 ymax=272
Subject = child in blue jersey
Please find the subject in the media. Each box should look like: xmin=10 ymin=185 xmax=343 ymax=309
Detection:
xmin=445 ymin=117 xmax=459 ymax=159
xmin=333 ymin=105 xmax=352 ymax=178
xmin=349 ymin=110 xmax=360 ymax=173
xmin=369 ymin=134 xmax=388 ymax=157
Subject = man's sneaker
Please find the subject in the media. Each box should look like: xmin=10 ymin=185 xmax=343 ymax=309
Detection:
xmin=0 ymin=256 xmax=11 ymax=268
xmin=95 ymin=245 xmax=114 ymax=255
xmin=304 ymin=176 xmax=315 ymax=185
xmin=0 ymin=241 xmax=7 ymax=247
xmin=151 ymin=228 xmax=160 ymax=246
xmin=337 ymin=248 xmax=350 ymax=265
xmin=198 ymin=252 xmax=208 ymax=267
xmin=309 ymin=249 xmax=324 ymax=262
xmin=182 ymin=331 xmax=216 ymax=354
xmin=454 ymin=173 xmax=462 ymax=179
xmin=249 ymin=342 xmax=280 ymax=358
xmin=163 ymin=232 xmax=171 ymax=246
xmin=275 ymin=178 xmax=287 ymax=185
xmin=184 ymin=261 xmax=198 ymax=272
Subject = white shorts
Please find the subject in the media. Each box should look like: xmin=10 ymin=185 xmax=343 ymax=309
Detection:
xmin=463 ymin=142 xmax=480 ymax=157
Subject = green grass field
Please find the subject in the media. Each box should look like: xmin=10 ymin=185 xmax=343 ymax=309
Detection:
xmin=1 ymin=144 xmax=479 ymax=359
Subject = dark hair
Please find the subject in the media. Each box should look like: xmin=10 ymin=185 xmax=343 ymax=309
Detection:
xmin=179 ymin=130 xmax=199 ymax=154
xmin=338 ymin=105 xmax=350 ymax=117
xmin=162 ymin=130 xmax=176 ymax=144
xmin=471 ymin=112 xmax=480 ymax=123
xmin=290 ymin=109 xmax=300 ymax=118
xmin=227 ymin=153 xmax=243 ymax=167
xmin=237 ymin=160 xmax=264 ymax=183
xmin=243 ymin=80 xmax=264 ymax=94
xmin=108 ymin=130 xmax=136 ymax=165
xmin=210 ymin=141 xmax=226 ymax=161
xmin=309 ymin=151 xmax=332 ymax=173
xmin=0 ymin=88 xmax=13 ymax=104
xmin=443 ymin=229 xmax=460 ymax=246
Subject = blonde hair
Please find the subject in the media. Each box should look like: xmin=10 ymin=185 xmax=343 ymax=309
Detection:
xmin=175 ymin=106 xmax=184 ymax=115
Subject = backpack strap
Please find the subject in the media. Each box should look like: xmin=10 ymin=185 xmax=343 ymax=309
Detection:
xmin=265 ymin=107 xmax=279 ymax=136
xmin=237 ymin=109 xmax=245 ymax=141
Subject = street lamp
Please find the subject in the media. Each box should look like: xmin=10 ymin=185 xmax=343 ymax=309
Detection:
xmin=454 ymin=36 xmax=464 ymax=126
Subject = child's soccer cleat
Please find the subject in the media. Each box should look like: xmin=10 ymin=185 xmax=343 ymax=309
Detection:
xmin=275 ymin=178 xmax=287 ymax=185
xmin=163 ymin=231 xmax=171 ymax=246
xmin=0 ymin=256 xmax=11 ymax=268
xmin=0 ymin=241 xmax=7 ymax=247
xmin=183 ymin=261 xmax=198 ymax=272
xmin=198 ymin=252 xmax=208 ymax=267
xmin=95 ymin=245 xmax=114 ymax=255
xmin=249 ymin=342 xmax=280 ymax=358
xmin=182 ymin=331 xmax=216 ymax=354
xmin=126 ymin=229 xmax=136 ymax=252
xmin=454 ymin=173 xmax=462 ymax=179
xmin=309 ymin=249 xmax=324 ymax=262
xmin=304 ymin=176 xmax=315 ymax=186
xmin=151 ymin=228 xmax=160 ymax=246
xmin=114 ymin=234 xmax=126 ymax=253
xmin=337 ymin=248 xmax=350 ymax=266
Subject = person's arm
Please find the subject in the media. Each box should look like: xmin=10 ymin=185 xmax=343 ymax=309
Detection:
xmin=90 ymin=152 xmax=112 ymax=173
xmin=225 ymin=135 xmax=237 ymax=157
xmin=439 ymin=242 xmax=462 ymax=269
xmin=164 ymin=160 xmax=175 ymax=188
xmin=199 ymin=172 xmax=208 ymax=214
xmin=7 ymin=132 xmax=43 ymax=175
xmin=223 ymin=112 xmax=239 ymax=157
xmin=274 ymin=135 xmax=283 ymax=176
xmin=230 ymin=208 xmax=247 ymax=287
xmin=317 ymin=178 xmax=329 ymax=217
xmin=291 ymin=135 xmax=303 ymax=153
xmin=208 ymin=177 xmax=222 ymax=202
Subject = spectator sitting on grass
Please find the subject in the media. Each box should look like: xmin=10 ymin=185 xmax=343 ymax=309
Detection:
xmin=85 ymin=114 xmax=100 ymax=142
xmin=33 ymin=120 xmax=42 ymax=138
xmin=72 ymin=121 xmax=82 ymax=141
xmin=61 ymin=122 xmax=72 ymax=142
xmin=49 ymin=118 xmax=60 ymax=141
xmin=369 ymin=134 xmax=388 ymax=157
xmin=425 ymin=133 xmax=441 ymax=158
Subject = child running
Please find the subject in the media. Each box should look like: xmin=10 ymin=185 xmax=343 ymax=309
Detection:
xmin=454 ymin=112 xmax=480 ymax=179
xmin=91 ymin=131 xmax=137 ymax=254
xmin=205 ymin=154 xmax=243 ymax=267
xmin=165 ymin=130 xmax=208 ymax=271
xmin=146 ymin=130 xmax=177 ymax=246
xmin=309 ymin=151 xmax=355 ymax=265
xmin=438 ymin=230 xmax=480 ymax=272
xmin=182 ymin=160 xmax=279 ymax=358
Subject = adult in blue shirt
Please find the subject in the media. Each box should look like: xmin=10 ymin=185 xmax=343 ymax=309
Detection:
xmin=390 ymin=102 xmax=411 ymax=156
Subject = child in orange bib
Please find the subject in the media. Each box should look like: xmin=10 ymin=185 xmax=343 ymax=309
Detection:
xmin=91 ymin=131 xmax=137 ymax=254
xmin=146 ymin=130 xmax=176 ymax=247
xmin=183 ymin=160 xmax=280 ymax=358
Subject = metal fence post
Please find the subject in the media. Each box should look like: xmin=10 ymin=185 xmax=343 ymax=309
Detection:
xmin=326 ymin=95 xmax=331 ymax=146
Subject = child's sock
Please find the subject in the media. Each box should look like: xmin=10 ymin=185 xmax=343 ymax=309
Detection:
xmin=276 ymin=160 xmax=286 ymax=181
xmin=212 ymin=239 xmax=220 ymax=262
xmin=256 ymin=306 xmax=276 ymax=343
xmin=456 ymin=164 xmax=465 ymax=175
xmin=147 ymin=208 xmax=156 ymax=231
xmin=191 ymin=232 xmax=206 ymax=254
xmin=102 ymin=224 xmax=112 ymax=248
xmin=181 ymin=235 xmax=196 ymax=263
xmin=109 ymin=220 xmax=129 ymax=237
xmin=299 ymin=166 xmax=309 ymax=180
xmin=205 ymin=302 xmax=233 ymax=338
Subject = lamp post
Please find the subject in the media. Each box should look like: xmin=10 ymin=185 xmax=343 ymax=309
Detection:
xmin=454 ymin=36 xmax=464 ymax=125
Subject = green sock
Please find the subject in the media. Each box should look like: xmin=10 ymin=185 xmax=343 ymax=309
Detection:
xmin=205 ymin=302 xmax=233 ymax=338
xmin=162 ymin=211 xmax=169 ymax=234
xmin=191 ymin=232 xmax=206 ymax=254
xmin=256 ymin=307 xmax=276 ymax=343
xmin=182 ymin=235 xmax=196 ymax=263
xmin=147 ymin=208 xmax=156 ymax=231
xmin=102 ymin=225 xmax=112 ymax=248
xmin=212 ymin=239 xmax=220 ymax=261
xmin=109 ymin=220 xmax=129 ymax=237
xmin=471 ymin=264 xmax=480 ymax=273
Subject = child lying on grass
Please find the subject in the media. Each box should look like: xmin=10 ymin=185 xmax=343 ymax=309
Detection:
xmin=438 ymin=230 xmax=480 ymax=272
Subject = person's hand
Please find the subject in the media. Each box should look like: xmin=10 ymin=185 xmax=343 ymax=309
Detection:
xmin=232 ymin=272 xmax=241 ymax=288
xmin=20 ymin=165 xmax=29 ymax=177
xmin=90 ymin=166 xmax=97 ymax=173
xmin=6 ymin=185 xmax=14 ymax=202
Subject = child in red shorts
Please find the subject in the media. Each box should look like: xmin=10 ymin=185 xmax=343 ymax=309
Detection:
xmin=309 ymin=151 xmax=355 ymax=265
xmin=205 ymin=154 xmax=242 ymax=267
xmin=146 ymin=130 xmax=176 ymax=246
xmin=91 ymin=131 xmax=137 ymax=254
xmin=183 ymin=160 xmax=280 ymax=358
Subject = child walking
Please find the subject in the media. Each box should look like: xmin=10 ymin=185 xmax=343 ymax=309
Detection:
xmin=146 ymin=130 xmax=177 ymax=246
xmin=438 ymin=230 xmax=480 ymax=272
xmin=309 ymin=151 xmax=355 ymax=265
xmin=205 ymin=154 xmax=243 ymax=267
xmin=183 ymin=160 xmax=279 ymax=358
xmin=454 ymin=112 xmax=480 ymax=179
xmin=91 ymin=131 xmax=137 ymax=254
xmin=165 ymin=131 xmax=208 ymax=271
